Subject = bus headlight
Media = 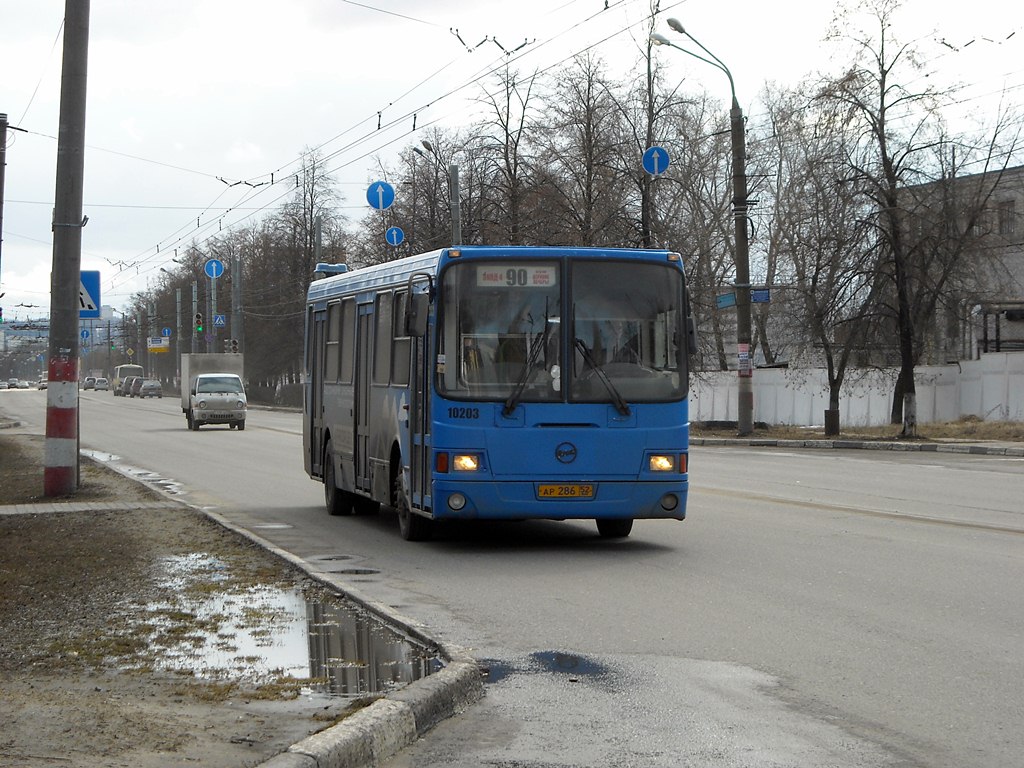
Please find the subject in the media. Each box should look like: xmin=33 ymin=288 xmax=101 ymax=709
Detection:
xmin=453 ymin=454 xmax=480 ymax=471
xmin=649 ymin=454 xmax=675 ymax=472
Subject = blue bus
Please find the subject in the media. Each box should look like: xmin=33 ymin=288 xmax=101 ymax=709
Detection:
xmin=303 ymin=246 xmax=696 ymax=541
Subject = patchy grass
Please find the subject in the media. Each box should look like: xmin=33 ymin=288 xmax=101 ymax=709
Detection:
xmin=691 ymin=416 xmax=1024 ymax=442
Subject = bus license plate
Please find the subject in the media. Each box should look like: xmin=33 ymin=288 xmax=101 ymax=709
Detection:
xmin=537 ymin=483 xmax=595 ymax=499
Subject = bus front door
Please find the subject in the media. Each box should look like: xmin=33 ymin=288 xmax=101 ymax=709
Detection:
xmin=408 ymin=333 xmax=430 ymax=511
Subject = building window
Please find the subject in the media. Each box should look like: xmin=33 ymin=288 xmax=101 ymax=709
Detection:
xmin=998 ymin=199 xmax=1016 ymax=236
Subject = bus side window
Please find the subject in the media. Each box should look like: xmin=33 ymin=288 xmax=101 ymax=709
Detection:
xmin=340 ymin=299 xmax=355 ymax=383
xmin=392 ymin=291 xmax=410 ymax=386
xmin=326 ymin=302 xmax=342 ymax=382
xmin=373 ymin=293 xmax=392 ymax=385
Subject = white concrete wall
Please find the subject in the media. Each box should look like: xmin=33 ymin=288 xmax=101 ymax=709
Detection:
xmin=691 ymin=353 xmax=1024 ymax=425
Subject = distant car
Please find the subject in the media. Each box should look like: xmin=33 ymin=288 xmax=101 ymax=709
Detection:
xmin=37 ymin=379 xmax=48 ymax=389
xmin=121 ymin=376 xmax=140 ymax=397
xmin=138 ymin=379 xmax=163 ymax=398
xmin=83 ymin=376 xmax=97 ymax=390
xmin=129 ymin=377 xmax=145 ymax=397
xmin=17 ymin=380 xmax=30 ymax=389
xmin=6 ymin=378 xmax=18 ymax=388
xmin=0 ymin=381 xmax=8 ymax=390
xmin=94 ymin=377 xmax=110 ymax=391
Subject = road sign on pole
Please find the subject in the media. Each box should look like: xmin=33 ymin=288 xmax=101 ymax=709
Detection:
xmin=79 ymin=270 xmax=101 ymax=318
xmin=642 ymin=146 xmax=671 ymax=176
xmin=385 ymin=226 xmax=405 ymax=247
xmin=204 ymin=259 xmax=224 ymax=279
xmin=367 ymin=181 xmax=396 ymax=210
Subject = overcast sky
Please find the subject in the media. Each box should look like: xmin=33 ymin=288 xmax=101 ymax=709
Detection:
xmin=1 ymin=0 xmax=1021 ymax=319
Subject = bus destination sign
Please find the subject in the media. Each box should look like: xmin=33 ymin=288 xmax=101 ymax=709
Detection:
xmin=477 ymin=265 xmax=557 ymax=288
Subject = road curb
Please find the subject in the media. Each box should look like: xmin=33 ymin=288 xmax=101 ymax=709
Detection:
xmin=197 ymin=507 xmax=485 ymax=768
xmin=690 ymin=437 xmax=1024 ymax=456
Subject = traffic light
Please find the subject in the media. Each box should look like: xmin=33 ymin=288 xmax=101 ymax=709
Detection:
xmin=230 ymin=338 xmax=239 ymax=353
xmin=194 ymin=313 xmax=203 ymax=332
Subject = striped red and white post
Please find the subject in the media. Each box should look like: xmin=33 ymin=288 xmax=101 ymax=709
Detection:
xmin=44 ymin=355 xmax=79 ymax=496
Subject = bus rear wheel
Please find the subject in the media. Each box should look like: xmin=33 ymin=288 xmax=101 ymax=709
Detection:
xmin=596 ymin=518 xmax=633 ymax=538
xmin=324 ymin=442 xmax=353 ymax=516
xmin=394 ymin=473 xmax=431 ymax=541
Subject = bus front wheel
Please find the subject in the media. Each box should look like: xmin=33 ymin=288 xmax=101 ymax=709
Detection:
xmin=324 ymin=442 xmax=353 ymax=516
xmin=596 ymin=518 xmax=633 ymax=538
xmin=395 ymin=474 xmax=431 ymax=542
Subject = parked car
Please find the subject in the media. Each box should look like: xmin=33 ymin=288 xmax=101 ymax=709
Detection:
xmin=0 ymin=381 xmax=8 ymax=390
xmin=120 ymin=376 xmax=140 ymax=397
xmin=138 ymin=379 xmax=163 ymax=398
xmin=129 ymin=377 xmax=146 ymax=397
xmin=36 ymin=379 xmax=47 ymax=389
xmin=94 ymin=377 xmax=110 ymax=391
xmin=83 ymin=376 xmax=96 ymax=390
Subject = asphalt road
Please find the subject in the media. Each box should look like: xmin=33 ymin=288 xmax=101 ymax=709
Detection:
xmin=3 ymin=388 xmax=1022 ymax=767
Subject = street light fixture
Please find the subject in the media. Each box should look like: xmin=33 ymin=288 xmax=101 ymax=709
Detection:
xmin=652 ymin=19 xmax=754 ymax=436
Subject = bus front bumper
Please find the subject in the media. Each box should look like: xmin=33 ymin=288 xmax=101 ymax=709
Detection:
xmin=430 ymin=479 xmax=687 ymax=521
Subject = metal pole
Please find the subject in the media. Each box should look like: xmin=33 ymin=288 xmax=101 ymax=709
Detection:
xmin=191 ymin=281 xmax=198 ymax=353
xmin=45 ymin=0 xmax=90 ymax=496
xmin=731 ymin=99 xmax=754 ymax=436
xmin=449 ymin=163 xmax=461 ymax=245
xmin=652 ymin=23 xmax=754 ymax=435
xmin=175 ymin=286 xmax=181 ymax=382
xmin=231 ymin=256 xmax=243 ymax=354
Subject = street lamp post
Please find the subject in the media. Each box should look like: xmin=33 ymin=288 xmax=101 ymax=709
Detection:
xmin=652 ymin=20 xmax=754 ymax=436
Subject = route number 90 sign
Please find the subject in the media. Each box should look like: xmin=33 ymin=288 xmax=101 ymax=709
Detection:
xmin=476 ymin=265 xmax=557 ymax=288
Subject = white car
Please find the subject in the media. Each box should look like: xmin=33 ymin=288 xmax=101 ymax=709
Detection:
xmin=94 ymin=377 xmax=110 ymax=391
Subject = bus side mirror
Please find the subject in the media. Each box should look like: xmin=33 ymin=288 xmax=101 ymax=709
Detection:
xmin=686 ymin=313 xmax=698 ymax=356
xmin=405 ymin=293 xmax=429 ymax=336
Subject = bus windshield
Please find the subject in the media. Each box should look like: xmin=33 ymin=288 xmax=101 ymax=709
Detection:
xmin=439 ymin=262 xmax=562 ymax=402
xmin=569 ymin=260 xmax=685 ymax=403
xmin=438 ymin=258 xmax=686 ymax=405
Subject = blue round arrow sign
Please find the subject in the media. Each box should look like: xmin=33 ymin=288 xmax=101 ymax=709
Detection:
xmin=385 ymin=226 xmax=405 ymax=247
xmin=642 ymin=146 xmax=671 ymax=176
xmin=204 ymin=258 xmax=225 ymax=279
xmin=367 ymin=181 xmax=396 ymax=210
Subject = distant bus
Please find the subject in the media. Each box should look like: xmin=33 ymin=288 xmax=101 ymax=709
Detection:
xmin=112 ymin=364 xmax=144 ymax=396
xmin=303 ymin=246 xmax=696 ymax=541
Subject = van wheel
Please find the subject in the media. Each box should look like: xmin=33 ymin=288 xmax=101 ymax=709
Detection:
xmin=324 ymin=442 xmax=353 ymax=516
xmin=237 ymin=421 xmax=245 ymax=431
xmin=596 ymin=519 xmax=633 ymax=538
xmin=395 ymin=472 xmax=431 ymax=541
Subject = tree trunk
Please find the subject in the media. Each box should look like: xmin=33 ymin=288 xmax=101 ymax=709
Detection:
xmin=825 ymin=386 xmax=841 ymax=436
xmin=902 ymin=391 xmax=918 ymax=438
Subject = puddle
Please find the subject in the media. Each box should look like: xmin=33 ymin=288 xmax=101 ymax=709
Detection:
xmin=480 ymin=651 xmax=612 ymax=684
xmin=138 ymin=553 xmax=442 ymax=696
xmin=531 ymin=650 xmax=610 ymax=678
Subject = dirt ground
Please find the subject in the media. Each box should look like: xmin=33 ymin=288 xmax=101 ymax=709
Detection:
xmin=0 ymin=432 xmax=363 ymax=768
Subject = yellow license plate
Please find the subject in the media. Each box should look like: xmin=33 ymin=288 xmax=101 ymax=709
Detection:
xmin=537 ymin=484 xmax=595 ymax=499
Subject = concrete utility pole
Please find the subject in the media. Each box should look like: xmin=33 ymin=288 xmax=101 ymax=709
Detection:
xmin=1 ymin=113 xmax=8 ymax=282
xmin=45 ymin=0 xmax=91 ymax=496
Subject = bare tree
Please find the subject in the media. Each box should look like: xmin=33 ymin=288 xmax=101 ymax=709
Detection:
xmin=532 ymin=52 xmax=633 ymax=245
xmin=817 ymin=0 xmax=1021 ymax=435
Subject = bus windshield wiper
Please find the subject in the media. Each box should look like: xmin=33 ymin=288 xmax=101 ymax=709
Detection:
xmin=574 ymin=337 xmax=631 ymax=416
xmin=502 ymin=321 xmax=551 ymax=416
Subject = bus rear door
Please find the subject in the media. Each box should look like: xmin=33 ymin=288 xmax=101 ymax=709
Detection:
xmin=354 ymin=303 xmax=374 ymax=494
